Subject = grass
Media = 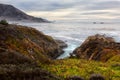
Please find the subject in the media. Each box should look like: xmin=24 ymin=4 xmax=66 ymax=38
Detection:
xmin=42 ymin=58 xmax=120 ymax=80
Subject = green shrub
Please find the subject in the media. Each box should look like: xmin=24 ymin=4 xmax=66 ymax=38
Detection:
xmin=0 ymin=20 xmax=8 ymax=25
xmin=43 ymin=58 xmax=120 ymax=80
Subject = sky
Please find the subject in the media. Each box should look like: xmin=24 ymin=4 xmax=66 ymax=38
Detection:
xmin=0 ymin=0 xmax=120 ymax=20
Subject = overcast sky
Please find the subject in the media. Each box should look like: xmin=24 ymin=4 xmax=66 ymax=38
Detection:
xmin=0 ymin=0 xmax=120 ymax=20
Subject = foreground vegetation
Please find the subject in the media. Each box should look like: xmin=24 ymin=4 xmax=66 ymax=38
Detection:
xmin=0 ymin=56 xmax=119 ymax=80
xmin=0 ymin=64 xmax=61 ymax=80
xmin=43 ymin=55 xmax=120 ymax=80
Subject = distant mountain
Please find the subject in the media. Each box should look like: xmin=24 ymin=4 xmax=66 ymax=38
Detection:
xmin=0 ymin=3 xmax=49 ymax=22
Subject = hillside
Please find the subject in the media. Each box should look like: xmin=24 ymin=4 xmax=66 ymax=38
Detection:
xmin=0 ymin=21 xmax=68 ymax=80
xmin=0 ymin=3 xmax=49 ymax=22
xmin=0 ymin=23 xmax=64 ymax=64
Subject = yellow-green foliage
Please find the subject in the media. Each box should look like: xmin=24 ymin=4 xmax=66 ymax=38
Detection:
xmin=108 ymin=55 xmax=120 ymax=63
xmin=43 ymin=58 xmax=120 ymax=80
xmin=0 ymin=20 xmax=8 ymax=25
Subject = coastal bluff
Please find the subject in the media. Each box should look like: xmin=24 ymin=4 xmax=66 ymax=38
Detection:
xmin=0 ymin=23 xmax=65 ymax=64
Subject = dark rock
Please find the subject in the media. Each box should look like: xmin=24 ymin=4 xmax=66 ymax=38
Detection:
xmin=66 ymin=76 xmax=84 ymax=80
xmin=52 ymin=40 xmax=68 ymax=59
xmin=55 ymin=40 xmax=68 ymax=49
xmin=73 ymin=34 xmax=120 ymax=62
xmin=89 ymin=74 xmax=105 ymax=80
xmin=0 ymin=3 xmax=49 ymax=22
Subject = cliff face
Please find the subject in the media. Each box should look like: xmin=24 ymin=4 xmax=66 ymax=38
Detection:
xmin=0 ymin=4 xmax=49 ymax=22
xmin=73 ymin=34 xmax=120 ymax=62
xmin=0 ymin=24 xmax=63 ymax=64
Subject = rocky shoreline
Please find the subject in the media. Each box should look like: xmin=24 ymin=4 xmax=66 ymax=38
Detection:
xmin=54 ymin=40 xmax=68 ymax=59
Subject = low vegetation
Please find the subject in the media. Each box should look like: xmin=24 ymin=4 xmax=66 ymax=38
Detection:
xmin=0 ymin=20 xmax=8 ymax=25
xmin=43 ymin=57 xmax=120 ymax=80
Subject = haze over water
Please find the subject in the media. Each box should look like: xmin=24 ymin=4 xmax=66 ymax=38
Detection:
xmin=14 ymin=20 xmax=120 ymax=59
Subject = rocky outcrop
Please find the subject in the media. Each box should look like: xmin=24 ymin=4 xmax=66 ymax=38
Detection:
xmin=0 ymin=24 xmax=64 ymax=64
xmin=73 ymin=34 xmax=120 ymax=62
xmin=55 ymin=40 xmax=68 ymax=49
xmin=0 ymin=3 xmax=49 ymax=22
xmin=66 ymin=76 xmax=84 ymax=80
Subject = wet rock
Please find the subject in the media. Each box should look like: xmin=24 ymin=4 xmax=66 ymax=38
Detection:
xmin=55 ymin=40 xmax=68 ymax=49
xmin=66 ymin=76 xmax=84 ymax=80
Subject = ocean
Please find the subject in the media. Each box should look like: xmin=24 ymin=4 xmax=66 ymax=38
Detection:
xmin=10 ymin=20 xmax=120 ymax=59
